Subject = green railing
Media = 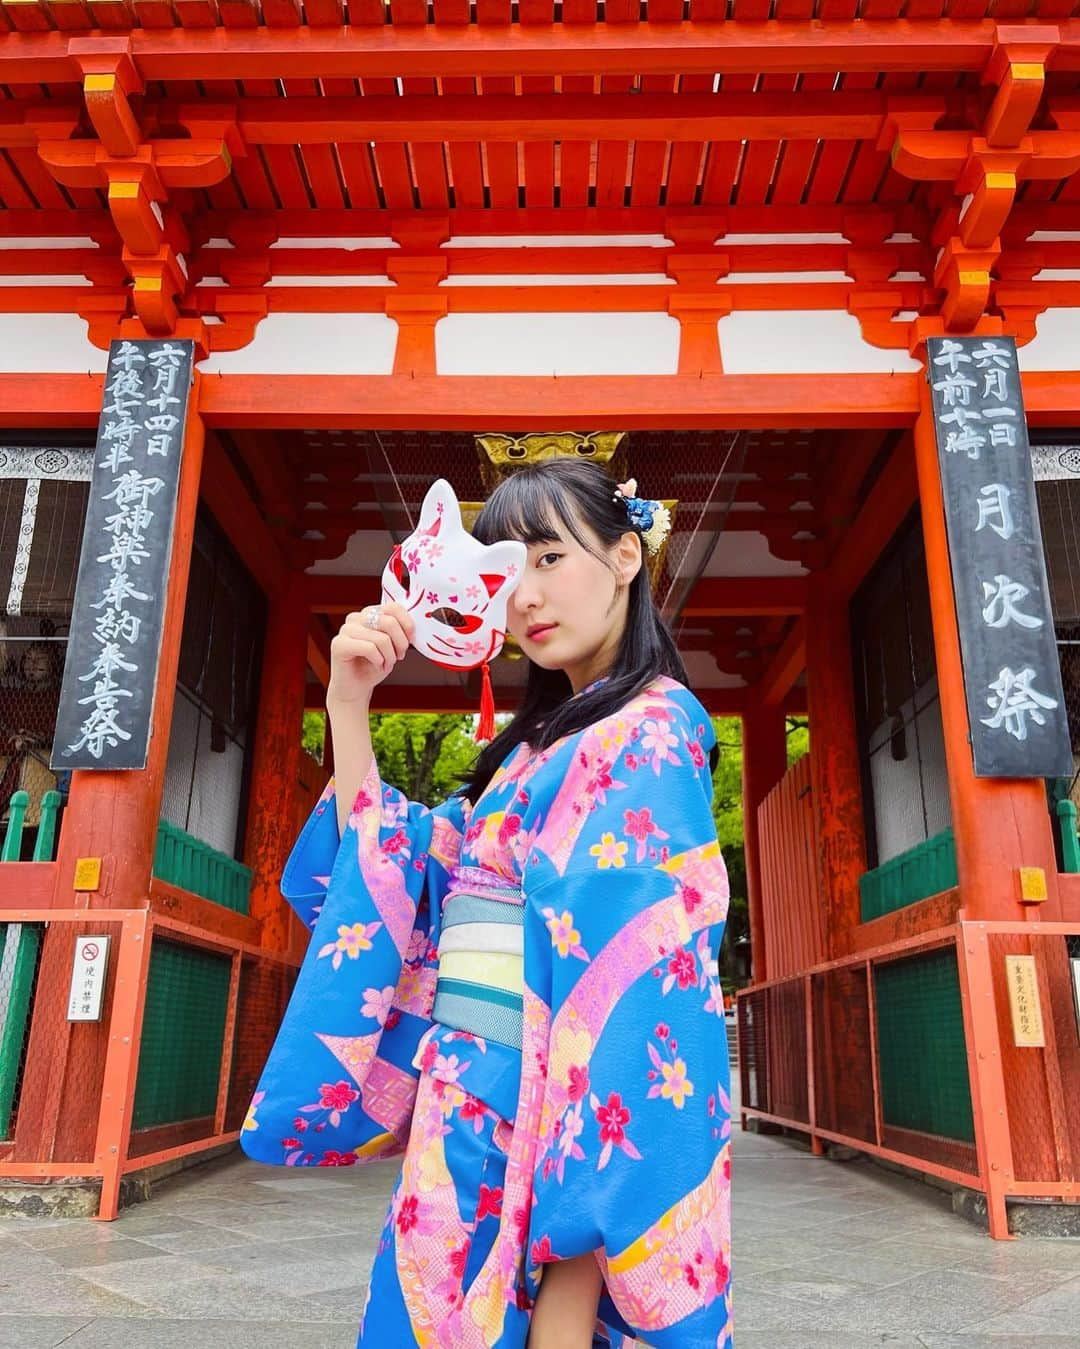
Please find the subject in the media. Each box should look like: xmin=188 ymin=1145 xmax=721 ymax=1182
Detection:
xmin=153 ymin=820 xmax=252 ymax=915
xmin=1 ymin=789 xmax=252 ymax=914
xmin=1055 ymin=798 xmax=1080 ymax=874
xmin=0 ymin=791 xmax=58 ymax=1139
xmin=1 ymin=789 xmax=61 ymax=865
xmin=0 ymin=920 xmax=41 ymax=1139
xmin=859 ymin=829 xmax=958 ymax=923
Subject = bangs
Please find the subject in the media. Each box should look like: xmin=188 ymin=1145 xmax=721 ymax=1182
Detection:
xmin=474 ymin=470 xmax=593 ymax=552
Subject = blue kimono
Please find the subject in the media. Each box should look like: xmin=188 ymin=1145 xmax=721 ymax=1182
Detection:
xmin=241 ymin=678 xmax=733 ymax=1347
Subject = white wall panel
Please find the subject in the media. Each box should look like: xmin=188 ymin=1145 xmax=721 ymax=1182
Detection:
xmin=199 ymin=313 xmax=398 ymax=375
xmin=1018 ymin=309 xmax=1080 ymax=372
xmin=0 ymin=314 xmax=106 ymax=373
xmin=435 ymin=311 xmax=680 ymax=375
xmin=719 ymin=310 xmax=920 ymax=375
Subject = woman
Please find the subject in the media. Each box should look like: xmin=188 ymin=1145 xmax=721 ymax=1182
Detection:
xmin=242 ymin=460 xmax=733 ymax=1348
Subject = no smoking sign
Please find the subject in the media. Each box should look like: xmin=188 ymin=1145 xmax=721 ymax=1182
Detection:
xmin=67 ymin=934 xmax=110 ymax=1023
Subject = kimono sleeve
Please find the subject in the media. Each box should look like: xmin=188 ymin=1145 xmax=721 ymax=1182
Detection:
xmin=240 ymin=762 xmax=466 ymax=1168
xmin=522 ymin=691 xmax=734 ymax=1348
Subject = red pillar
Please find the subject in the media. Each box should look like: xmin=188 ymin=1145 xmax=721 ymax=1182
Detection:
xmin=741 ymin=704 xmax=788 ymax=983
xmin=243 ymin=572 xmax=309 ymax=954
xmin=805 ymin=573 xmax=869 ymax=957
xmin=912 ymin=376 xmax=1062 ymax=921
xmin=14 ymin=381 xmax=206 ymax=1165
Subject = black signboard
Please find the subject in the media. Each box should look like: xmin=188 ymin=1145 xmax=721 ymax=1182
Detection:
xmin=52 ymin=338 xmax=194 ymax=770
xmin=927 ymin=335 xmax=1071 ymax=778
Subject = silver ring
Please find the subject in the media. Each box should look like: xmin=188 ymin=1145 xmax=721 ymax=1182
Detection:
xmin=363 ymin=607 xmax=383 ymax=630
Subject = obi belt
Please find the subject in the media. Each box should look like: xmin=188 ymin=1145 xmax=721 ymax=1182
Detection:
xmin=432 ymin=865 xmax=524 ymax=1052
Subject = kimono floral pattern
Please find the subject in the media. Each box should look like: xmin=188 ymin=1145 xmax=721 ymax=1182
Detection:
xmin=242 ymin=677 xmax=732 ymax=1348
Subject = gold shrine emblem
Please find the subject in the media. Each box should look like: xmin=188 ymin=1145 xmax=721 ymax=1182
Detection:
xmin=465 ymin=434 xmax=678 ymax=616
xmin=474 ymin=432 xmax=629 ymax=492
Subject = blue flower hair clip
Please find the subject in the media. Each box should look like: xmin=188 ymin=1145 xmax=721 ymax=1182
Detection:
xmin=613 ymin=478 xmax=673 ymax=557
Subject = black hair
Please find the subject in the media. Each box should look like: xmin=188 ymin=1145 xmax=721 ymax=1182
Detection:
xmin=459 ymin=457 xmax=689 ymax=803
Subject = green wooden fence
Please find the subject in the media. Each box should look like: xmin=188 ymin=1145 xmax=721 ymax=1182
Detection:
xmin=0 ymin=790 xmax=60 ymax=1139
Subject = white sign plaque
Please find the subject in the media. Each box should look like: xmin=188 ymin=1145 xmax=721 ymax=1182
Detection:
xmin=66 ymin=935 xmax=110 ymax=1022
xmin=1071 ymin=957 xmax=1080 ymax=1044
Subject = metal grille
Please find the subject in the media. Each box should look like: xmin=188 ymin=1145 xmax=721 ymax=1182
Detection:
xmin=1037 ymin=473 xmax=1080 ymax=815
xmin=738 ymin=987 xmax=768 ymax=1114
xmin=812 ymin=964 xmax=876 ymax=1145
xmin=851 ymin=514 xmax=952 ymax=868
xmin=3 ymin=919 xmax=124 ymax=1165
xmin=0 ymin=909 xmax=302 ymax=1218
xmin=132 ymin=939 xmax=233 ymax=1131
xmin=875 ymin=948 xmax=975 ymax=1157
xmin=988 ymin=932 xmax=1080 ymax=1187
xmin=740 ymin=941 xmax=982 ymax=1181
xmin=0 ymin=463 xmax=91 ymax=855
xmin=223 ymin=954 xmax=297 ymax=1133
xmin=160 ymin=509 xmax=265 ymax=859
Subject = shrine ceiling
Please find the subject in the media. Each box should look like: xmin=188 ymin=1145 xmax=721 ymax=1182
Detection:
xmin=221 ymin=423 xmax=891 ymax=696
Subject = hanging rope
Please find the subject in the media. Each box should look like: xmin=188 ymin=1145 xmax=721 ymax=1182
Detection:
xmin=658 ymin=431 xmax=750 ymax=638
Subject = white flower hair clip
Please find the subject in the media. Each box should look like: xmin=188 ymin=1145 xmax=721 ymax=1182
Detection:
xmin=613 ymin=478 xmax=673 ymax=557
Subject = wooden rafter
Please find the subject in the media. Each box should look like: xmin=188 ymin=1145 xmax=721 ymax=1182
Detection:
xmin=167 ymin=90 xmax=953 ymax=145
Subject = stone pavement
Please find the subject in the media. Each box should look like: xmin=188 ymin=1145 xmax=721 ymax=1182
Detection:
xmin=2 ymin=1087 xmax=1078 ymax=1349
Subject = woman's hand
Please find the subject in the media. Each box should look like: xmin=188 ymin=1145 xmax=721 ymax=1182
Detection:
xmin=327 ymin=602 xmax=414 ymax=708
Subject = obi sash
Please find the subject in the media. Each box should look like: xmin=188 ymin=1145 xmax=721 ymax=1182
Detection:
xmin=432 ymin=865 xmax=524 ymax=1051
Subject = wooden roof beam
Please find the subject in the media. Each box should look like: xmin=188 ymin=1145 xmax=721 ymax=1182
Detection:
xmin=200 ymin=372 xmax=919 ymax=430
xmin=173 ymin=90 xmax=951 ymax=145
xmin=190 ymin=203 xmax=932 ymax=241
xmin=307 ymin=617 xmax=331 ymax=688
xmin=0 ymin=372 xmax=1074 ymax=440
xmin=200 ymin=435 xmax=291 ymax=597
xmin=6 ymin=20 xmax=1076 ymax=86
xmin=753 ymin=617 xmax=806 ymax=709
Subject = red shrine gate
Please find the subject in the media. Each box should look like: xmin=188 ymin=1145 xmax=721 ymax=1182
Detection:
xmin=0 ymin=1 xmax=1075 ymax=1238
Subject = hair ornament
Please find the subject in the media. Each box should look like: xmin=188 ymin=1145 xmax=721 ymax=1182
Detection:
xmin=613 ymin=478 xmax=672 ymax=558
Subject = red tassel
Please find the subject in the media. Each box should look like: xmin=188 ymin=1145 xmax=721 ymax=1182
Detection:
xmin=476 ymin=661 xmax=496 ymax=743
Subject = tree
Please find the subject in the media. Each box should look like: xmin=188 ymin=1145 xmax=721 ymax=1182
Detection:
xmin=300 ymin=711 xmax=479 ymax=805
xmin=302 ymin=710 xmax=326 ymax=762
xmin=369 ymin=713 xmax=479 ymax=806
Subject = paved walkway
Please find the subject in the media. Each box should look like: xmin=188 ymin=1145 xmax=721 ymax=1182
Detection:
xmin=2 ymin=1087 xmax=1079 ymax=1349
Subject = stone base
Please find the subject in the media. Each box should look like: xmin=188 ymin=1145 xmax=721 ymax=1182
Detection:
xmin=952 ymin=1187 xmax=1080 ymax=1238
xmin=742 ymin=1116 xmax=788 ymax=1137
xmin=743 ymin=1122 xmax=1080 ymax=1239
xmin=0 ymin=1140 xmax=237 ymax=1221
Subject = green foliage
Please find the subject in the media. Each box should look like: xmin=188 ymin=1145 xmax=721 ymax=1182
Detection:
xmin=369 ymin=713 xmax=479 ymax=807
xmin=302 ymin=711 xmax=479 ymax=805
xmin=302 ymin=710 xmax=326 ymax=763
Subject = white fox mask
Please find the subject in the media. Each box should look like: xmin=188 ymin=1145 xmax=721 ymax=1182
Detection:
xmin=380 ymin=479 xmax=526 ymax=671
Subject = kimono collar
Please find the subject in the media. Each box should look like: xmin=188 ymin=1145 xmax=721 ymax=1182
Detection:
xmin=574 ymin=674 xmax=611 ymax=698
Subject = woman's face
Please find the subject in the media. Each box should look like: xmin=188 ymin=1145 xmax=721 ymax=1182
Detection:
xmin=505 ymin=520 xmax=640 ymax=692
